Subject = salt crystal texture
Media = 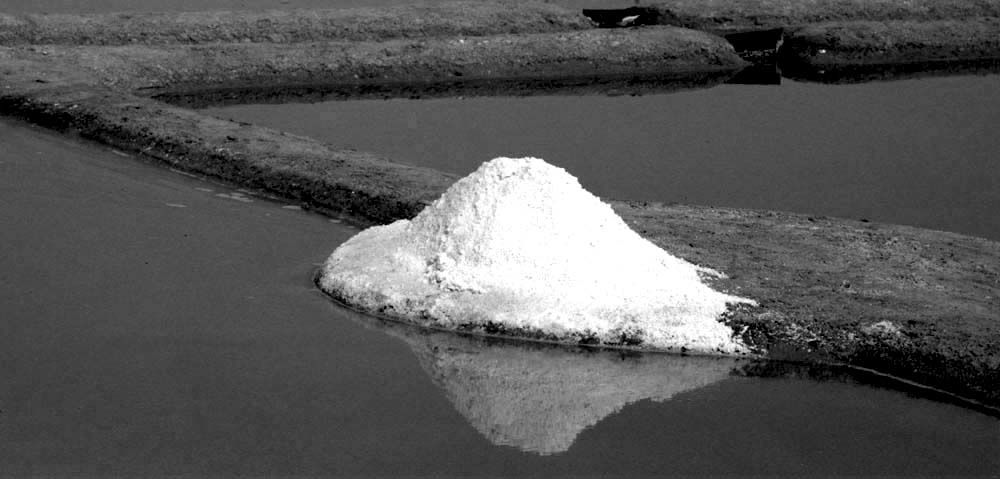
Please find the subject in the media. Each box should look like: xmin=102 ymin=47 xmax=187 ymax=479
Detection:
xmin=319 ymin=157 xmax=756 ymax=355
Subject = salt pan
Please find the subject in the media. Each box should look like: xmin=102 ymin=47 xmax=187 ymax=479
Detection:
xmin=319 ymin=157 xmax=756 ymax=355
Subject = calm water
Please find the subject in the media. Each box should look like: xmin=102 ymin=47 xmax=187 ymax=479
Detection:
xmin=2 ymin=118 xmax=998 ymax=476
xmin=204 ymin=75 xmax=1000 ymax=241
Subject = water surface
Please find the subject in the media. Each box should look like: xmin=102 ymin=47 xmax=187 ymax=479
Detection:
xmin=204 ymin=75 xmax=1000 ymax=240
xmin=1 ymin=118 xmax=998 ymax=476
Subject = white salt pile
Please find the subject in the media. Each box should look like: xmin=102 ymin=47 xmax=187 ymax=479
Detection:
xmin=319 ymin=157 xmax=756 ymax=355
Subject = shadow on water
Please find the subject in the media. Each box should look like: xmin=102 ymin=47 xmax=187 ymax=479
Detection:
xmin=724 ymin=54 xmax=1000 ymax=85
xmin=156 ymin=56 xmax=1000 ymax=110
xmin=329 ymin=297 xmax=1000 ymax=456
xmin=731 ymin=359 xmax=1000 ymax=420
xmin=725 ymin=62 xmax=782 ymax=85
xmin=153 ymin=70 xmax=738 ymax=108
xmin=779 ymin=57 xmax=1000 ymax=84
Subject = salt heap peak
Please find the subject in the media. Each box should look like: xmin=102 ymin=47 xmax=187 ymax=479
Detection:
xmin=319 ymin=157 xmax=756 ymax=355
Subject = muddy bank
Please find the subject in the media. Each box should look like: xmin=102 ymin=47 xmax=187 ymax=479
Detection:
xmin=632 ymin=0 xmax=1000 ymax=34
xmin=2 ymin=27 xmax=746 ymax=100
xmin=0 ymin=8 xmax=745 ymax=219
xmin=589 ymin=0 xmax=1000 ymax=81
xmin=781 ymin=18 xmax=1000 ymax=82
xmin=615 ymin=202 xmax=1000 ymax=409
xmin=0 ymin=86 xmax=453 ymax=223
xmin=0 ymin=1 xmax=592 ymax=46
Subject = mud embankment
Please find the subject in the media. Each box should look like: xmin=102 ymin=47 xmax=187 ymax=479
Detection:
xmin=0 ymin=2 xmax=745 ymax=219
xmin=635 ymin=0 xmax=1000 ymax=34
xmin=616 ymin=202 xmax=1000 ymax=411
xmin=780 ymin=18 xmax=1000 ymax=82
xmin=1 ymin=16 xmax=747 ymax=101
xmin=0 ymin=1 xmax=998 ymax=410
xmin=0 ymin=1 xmax=593 ymax=45
xmin=0 ymin=86 xmax=454 ymax=223
xmin=593 ymin=0 xmax=1000 ymax=82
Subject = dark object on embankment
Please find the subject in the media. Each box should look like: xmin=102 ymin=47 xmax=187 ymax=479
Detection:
xmin=583 ymin=8 xmax=786 ymax=61
xmin=583 ymin=7 xmax=662 ymax=28
xmin=723 ymin=28 xmax=784 ymax=54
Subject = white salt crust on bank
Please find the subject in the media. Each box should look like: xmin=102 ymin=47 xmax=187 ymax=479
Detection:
xmin=319 ymin=157 xmax=756 ymax=355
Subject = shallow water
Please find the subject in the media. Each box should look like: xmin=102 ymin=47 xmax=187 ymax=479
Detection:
xmin=2 ymin=118 xmax=998 ymax=475
xmin=204 ymin=74 xmax=1000 ymax=241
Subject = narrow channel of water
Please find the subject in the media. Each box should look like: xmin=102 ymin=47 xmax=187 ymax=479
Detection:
xmin=2 ymin=118 xmax=998 ymax=475
xmin=204 ymin=74 xmax=1000 ymax=241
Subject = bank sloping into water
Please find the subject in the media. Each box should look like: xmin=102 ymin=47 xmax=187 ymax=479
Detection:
xmin=0 ymin=85 xmax=454 ymax=223
xmin=1 ymin=27 xmax=746 ymax=99
xmin=616 ymin=203 xmax=1000 ymax=410
xmin=634 ymin=0 xmax=1000 ymax=34
xmin=781 ymin=18 xmax=1000 ymax=82
xmin=0 ymin=2 xmax=997 ymax=410
xmin=585 ymin=0 xmax=1000 ymax=82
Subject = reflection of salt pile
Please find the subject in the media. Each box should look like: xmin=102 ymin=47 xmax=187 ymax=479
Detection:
xmin=380 ymin=325 xmax=739 ymax=455
xmin=335 ymin=306 xmax=743 ymax=456
xmin=320 ymin=157 xmax=755 ymax=354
